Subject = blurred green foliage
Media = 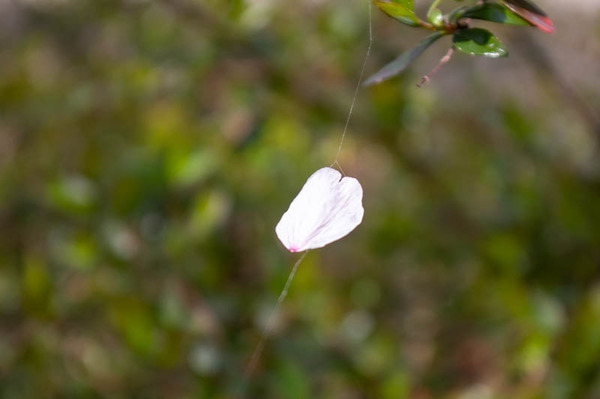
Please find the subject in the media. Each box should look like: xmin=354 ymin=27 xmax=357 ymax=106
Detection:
xmin=1 ymin=0 xmax=600 ymax=398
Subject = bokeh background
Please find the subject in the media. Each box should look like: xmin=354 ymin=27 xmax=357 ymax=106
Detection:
xmin=1 ymin=0 xmax=600 ymax=397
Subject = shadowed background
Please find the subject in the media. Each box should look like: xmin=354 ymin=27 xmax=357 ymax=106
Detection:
xmin=1 ymin=0 xmax=600 ymax=397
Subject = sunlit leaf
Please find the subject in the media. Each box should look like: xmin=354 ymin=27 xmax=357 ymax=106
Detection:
xmin=453 ymin=28 xmax=508 ymax=58
xmin=427 ymin=7 xmax=444 ymax=27
xmin=374 ymin=0 xmax=420 ymax=27
xmin=363 ymin=32 xmax=445 ymax=86
xmin=388 ymin=0 xmax=415 ymax=11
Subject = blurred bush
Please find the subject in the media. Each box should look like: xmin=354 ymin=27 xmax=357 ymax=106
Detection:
xmin=0 ymin=0 xmax=600 ymax=398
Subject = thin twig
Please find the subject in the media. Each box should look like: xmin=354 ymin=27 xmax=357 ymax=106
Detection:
xmin=418 ymin=47 xmax=455 ymax=88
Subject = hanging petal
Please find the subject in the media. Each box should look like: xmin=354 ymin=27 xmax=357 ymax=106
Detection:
xmin=275 ymin=167 xmax=364 ymax=252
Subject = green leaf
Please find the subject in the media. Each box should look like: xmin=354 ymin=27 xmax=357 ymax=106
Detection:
xmin=453 ymin=28 xmax=508 ymax=58
xmin=448 ymin=5 xmax=473 ymax=22
xmin=389 ymin=0 xmax=415 ymax=11
xmin=426 ymin=0 xmax=444 ymax=27
xmin=461 ymin=3 xmax=530 ymax=26
xmin=427 ymin=7 xmax=443 ymax=26
xmin=374 ymin=1 xmax=420 ymax=27
xmin=363 ymin=32 xmax=445 ymax=86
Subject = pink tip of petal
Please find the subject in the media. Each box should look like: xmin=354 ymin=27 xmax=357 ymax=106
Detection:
xmin=288 ymin=247 xmax=300 ymax=253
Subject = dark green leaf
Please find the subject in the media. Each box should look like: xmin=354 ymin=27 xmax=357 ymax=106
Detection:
xmin=502 ymin=0 xmax=548 ymax=17
xmin=448 ymin=5 xmax=473 ymax=22
xmin=453 ymin=28 xmax=508 ymax=58
xmin=363 ymin=32 xmax=445 ymax=86
xmin=374 ymin=1 xmax=420 ymax=27
xmin=461 ymin=3 xmax=530 ymax=26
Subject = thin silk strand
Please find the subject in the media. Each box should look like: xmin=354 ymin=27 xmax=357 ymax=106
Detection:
xmin=245 ymin=0 xmax=373 ymax=388
xmin=244 ymin=251 xmax=308 ymax=378
xmin=333 ymin=1 xmax=373 ymax=167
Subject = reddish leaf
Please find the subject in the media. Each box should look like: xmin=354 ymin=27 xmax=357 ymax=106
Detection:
xmin=500 ymin=0 xmax=554 ymax=33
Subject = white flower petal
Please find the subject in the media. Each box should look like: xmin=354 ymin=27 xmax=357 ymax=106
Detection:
xmin=275 ymin=167 xmax=364 ymax=252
